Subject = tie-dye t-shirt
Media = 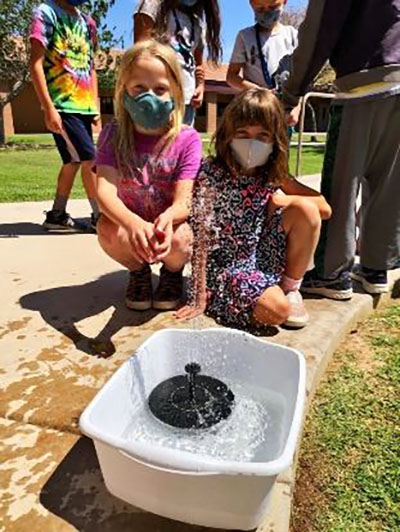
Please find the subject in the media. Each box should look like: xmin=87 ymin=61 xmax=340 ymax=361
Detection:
xmin=30 ymin=0 xmax=97 ymax=114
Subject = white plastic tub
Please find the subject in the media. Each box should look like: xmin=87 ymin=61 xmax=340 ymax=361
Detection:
xmin=80 ymin=328 xmax=306 ymax=530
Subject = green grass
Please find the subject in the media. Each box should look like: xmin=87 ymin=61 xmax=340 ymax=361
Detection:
xmin=7 ymin=133 xmax=55 ymax=145
xmin=0 ymin=148 xmax=85 ymax=202
xmin=292 ymin=303 xmax=400 ymax=532
xmin=0 ymin=134 xmax=325 ymax=202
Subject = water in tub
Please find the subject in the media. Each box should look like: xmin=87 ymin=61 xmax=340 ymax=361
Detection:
xmin=122 ymin=332 xmax=286 ymax=463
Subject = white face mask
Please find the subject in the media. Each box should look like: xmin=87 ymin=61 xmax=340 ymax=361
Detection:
xmin=230 ymin=138 xmax=274 ymax=171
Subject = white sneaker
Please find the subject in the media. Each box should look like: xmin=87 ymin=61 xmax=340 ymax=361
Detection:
xmin=284 ymin=290 xmax=309 ymax=329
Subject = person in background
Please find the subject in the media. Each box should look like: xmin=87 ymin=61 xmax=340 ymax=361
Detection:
xmin=95 ymin=41 xmax=202 ymax=311
xmin=227 ymin=0 xmax=301 ymax=121
xmin=30 ymin=0 xmax=100 ymax=232
xmin=283 ymin=0 xmax=400 ymax=300
xmin=134 ymin=0 xmax=222 ymax=126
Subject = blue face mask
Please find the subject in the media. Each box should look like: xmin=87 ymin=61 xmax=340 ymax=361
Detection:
xmin=179 ymin=0 xmax=198 ymax=7
xmin=255 ymin=7 xmax=283 ymax=29
xmin=67 ymin=0 xmax=87 ymax=6
xmin=123 ymin=91 xmax=175 ymax=131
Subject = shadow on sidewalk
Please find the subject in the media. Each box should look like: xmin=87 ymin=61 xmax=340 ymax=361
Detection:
xmin=0 ymin=222 xmax=51 ymax=237
xmin=0 ymin=219 xmax=95 ymax=237
xmin=20 ymin=271 xmax=158 ymax=358
xmin=40 ymin=437 xmax=226 ymax=532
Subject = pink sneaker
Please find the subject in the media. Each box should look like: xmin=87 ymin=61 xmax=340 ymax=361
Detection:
xmin=284 ymin=290 xmax=309 ymax=329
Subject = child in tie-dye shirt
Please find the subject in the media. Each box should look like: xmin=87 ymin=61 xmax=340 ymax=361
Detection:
xmin=30 ymin=0 xmax=99 ymax=232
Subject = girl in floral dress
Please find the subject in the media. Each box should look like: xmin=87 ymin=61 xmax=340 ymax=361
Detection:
xmin=177 ymin=88 xmax=331 ymax=329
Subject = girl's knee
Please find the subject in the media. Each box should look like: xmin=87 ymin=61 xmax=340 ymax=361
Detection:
xmin=170 ymin=223 xmax=193 ymax=254
xmin=253 ymin=288 xmax=290 ymax=326
xmin=286 ymin=199 xmax=321 ymax=230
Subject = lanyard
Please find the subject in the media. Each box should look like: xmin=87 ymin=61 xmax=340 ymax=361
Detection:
xmin=172 ymin=9 xmax=195 ymax=46
xmin=254 ymin=24 xmax=273 ymax=89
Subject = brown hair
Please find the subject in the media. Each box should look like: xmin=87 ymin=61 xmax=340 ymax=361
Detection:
xmin=113 ymin=40 xmax=185 ymax=173
xmin=212 ymin=88 xmax=289 ymax=185
xmin=137 ymin=0 xmax=222 ymax=63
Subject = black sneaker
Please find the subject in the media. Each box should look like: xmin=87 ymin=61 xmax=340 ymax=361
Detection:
xmin=43 ymin=210 xmax=87 ymax=232
xmin=351 ymin=264 xmax=388 ymax=294
xmin=125 ymin=265 xmax=152 ymax=310
xmin=153 ymin=266 xmax=184 ymax=310
xmin=300 ymin=269 xmax=353 ymax=300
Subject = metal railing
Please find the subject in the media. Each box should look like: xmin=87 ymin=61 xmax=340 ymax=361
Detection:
xmin=295 ymin=91 xmax=335 ymax=177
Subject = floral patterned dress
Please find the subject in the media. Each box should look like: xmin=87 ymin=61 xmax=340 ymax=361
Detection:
xmin=195 ymin=159 xmax=286 ymax=328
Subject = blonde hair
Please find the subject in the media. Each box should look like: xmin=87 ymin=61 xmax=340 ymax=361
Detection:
xmin=114 ymin=40 xmax=185 ymax=172
xmin=213 ymin=88 xmax=289 ymax=185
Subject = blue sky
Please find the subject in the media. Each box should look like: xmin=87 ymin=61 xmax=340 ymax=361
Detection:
xmin=105 ymin=0 xmax=307 ymax=60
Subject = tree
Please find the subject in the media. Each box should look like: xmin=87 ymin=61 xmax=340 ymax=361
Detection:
xmin=281 ymin=7 xmax=307 ymax=29
xmin=0 ymin=0 xmax=119 ymax=144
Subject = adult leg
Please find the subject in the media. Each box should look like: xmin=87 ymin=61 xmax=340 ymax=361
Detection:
xmin=359 ymin=95 xmax=400 ymax=270
xmin=314 ymin=102 xmax=369 ymax=279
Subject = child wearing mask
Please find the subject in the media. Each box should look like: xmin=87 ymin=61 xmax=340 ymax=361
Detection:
xmin=30 ymin=0 xmax=99 ymax=231
xmin=177 ymin=89 xmax=331 ymax=329
xmin=134 ymin=0 xmax=222 ymax=126
xmin=227 ymin=0 xmax=301 ymax=119
xmin=95 ymin=41 xmax=202 ymax=311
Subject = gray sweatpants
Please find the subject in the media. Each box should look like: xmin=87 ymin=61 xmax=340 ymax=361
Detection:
xmin=315 ymin=94 xmax=400 ymax=278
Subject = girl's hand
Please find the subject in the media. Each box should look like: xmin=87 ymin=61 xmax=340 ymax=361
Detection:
xmin=127 ymin=218 xmax=156 ymax=263
xmin=270 ymin=191 xmax=293 ymax=208
xmin=286 ymin=102 xmax=302 ymax=126
xmin=175 ymin=292 xmax=207 ymax=320
xmin=190 ymin=85 xmax=204 ymax=108
xmin=44 ymin=106 xmax=63 ymax=134
xmin=153 ymin=211 xmax=174 ymax=260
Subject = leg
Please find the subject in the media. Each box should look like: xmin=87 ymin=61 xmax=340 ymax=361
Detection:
xmin=97 ymin=215 xmax=152 ymax=310
xmin=81 ymin=160 xmax=98 ymax=203
xmin=282 ymin=199 xmax=321 ymax=280
xmin=253 ymin=285 xmax=290 ymax=326
xmin=153 ymin=223 xmax=193 ymax=310
xmin=314 ymin=102 xmax=367 ymax=278
xmin=54 ymin=162 xmax=80 ymax=202
xmin=162 ymin=222 xmax=193 ymax=271
xmin=97 ymin=214 xmax=144 ymax=271
xmin=360 ymin=95 xmax=400 ymax=270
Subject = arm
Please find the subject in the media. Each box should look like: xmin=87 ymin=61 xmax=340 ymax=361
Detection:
xmin=29 ymin=39 xmax=62 ymax=134
xmin=226 ymin=62 xmax=259 ymax=92
xmin=133 ymin=12 xmax=155 ymax=42
xmin=278 ymin=175 xmax=332 ymax=219
xmin=226 ymin=31 xmax=259 ymax=92
xmin=97 ymin=165 xmax=157 ymax=262
xmin=191 ymin=48 xmax=205 ymax=108
xmin=283 ymin=0 xmax=354 ymax=108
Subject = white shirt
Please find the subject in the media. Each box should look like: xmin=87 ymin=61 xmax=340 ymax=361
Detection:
xmin=230 ymin=24 xmax=298 ymax=91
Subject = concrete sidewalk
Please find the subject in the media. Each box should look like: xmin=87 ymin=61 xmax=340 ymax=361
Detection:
xmin=0 ymin=198 xmax=399 ymax=532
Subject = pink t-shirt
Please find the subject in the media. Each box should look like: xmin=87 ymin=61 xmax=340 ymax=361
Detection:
xmin=95 ymin=123 xmax=202 ymax=221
